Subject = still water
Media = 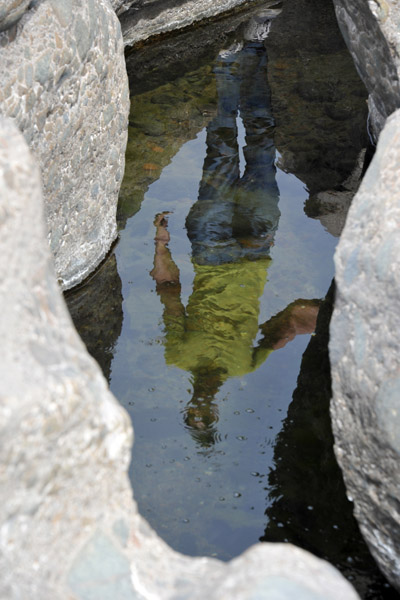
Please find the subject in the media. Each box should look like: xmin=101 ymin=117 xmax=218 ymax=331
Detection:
xmin=67 ymin=1 xmax=399 ymax=597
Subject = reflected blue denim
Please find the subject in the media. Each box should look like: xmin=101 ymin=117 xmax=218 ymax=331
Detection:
xmin=186 ymin=43 xmax=280 ymax=265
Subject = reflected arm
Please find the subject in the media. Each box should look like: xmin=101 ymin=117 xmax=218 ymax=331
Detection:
xmin=150 ymin=213 xmax=186 ymax=336
xmin=252 ymin=299 xmax=321 ymax=369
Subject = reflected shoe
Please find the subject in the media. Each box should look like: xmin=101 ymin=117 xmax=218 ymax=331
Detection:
xmin=244 ymin=18 xmax=271 ymax=42
xmin=218 ymin=41 xmax=244 ymax=59
xmin=243 ymin=4 xmax=282 ymax=42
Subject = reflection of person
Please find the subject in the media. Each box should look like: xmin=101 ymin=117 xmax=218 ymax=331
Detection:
xmin=151 ymin=24 xmax=319 ymax=447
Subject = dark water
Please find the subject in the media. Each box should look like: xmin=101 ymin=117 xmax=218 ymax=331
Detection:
xmin=66 ymin=1 xmax=399 ymax=597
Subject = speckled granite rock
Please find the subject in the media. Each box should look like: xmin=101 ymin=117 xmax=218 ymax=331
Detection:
xmin=330 ymin=108 xmax=400 ymax=591
xmin=0 ymin=117 xmax=359 ymax=600
xmin=0 ymin=0 xmax=30 ymax=31
xmin=119 ymin=0 xmax=272 ymax=47
xmin=0 ymin=0 xmax=129 ymax=290
xmin=333 ymin=0 xmax=400 ymax=137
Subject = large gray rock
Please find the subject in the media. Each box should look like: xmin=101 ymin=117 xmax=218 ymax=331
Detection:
xmin=0 ymin=0 xmax=129 ymax=289
xmin=0 ymin=117 xmax=359 ymax=599
xmin=0 ymin=115 xmax=133 ymax=598
xmin=333 ymin=0 xmax=400 ymax=137
xmin=330 ymin=107 xmax=400 ymax=590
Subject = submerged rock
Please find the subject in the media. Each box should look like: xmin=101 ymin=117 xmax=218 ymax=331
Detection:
xmin=0 ymin=116 xmax=359 ymax=599
xmin=330 ymin=108 xmax=400 ymax=591
xmin=0 ymin=0 xmax=129 ymax=289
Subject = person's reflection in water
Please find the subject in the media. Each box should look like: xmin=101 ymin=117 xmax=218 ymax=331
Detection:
xmin=151 ymin=16 xmax=320 ymax=447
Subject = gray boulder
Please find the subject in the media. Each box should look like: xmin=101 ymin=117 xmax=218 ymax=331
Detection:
xmin=330 ymin=107 xmax=400 ymax=590
xmin=0 ymin=0 xmax=129 ymax=289
xmin=0 ymin=116 xmax=359 ymax=599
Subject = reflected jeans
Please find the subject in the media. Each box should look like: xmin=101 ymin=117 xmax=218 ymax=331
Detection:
xmin=186 ymin=42 xmax=280 ymax=265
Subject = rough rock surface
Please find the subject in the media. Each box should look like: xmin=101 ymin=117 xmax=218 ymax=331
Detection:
xmin=0 ymin=117 xmax=359 ymax=599
xmin=0 ymin=0 xmax=30 ymax=31
xmin=0 ymin=0 xmax=129 ymax=289
xmin=0 ymin=115 xmax=133 ymax=598
xmin=330 ymin=108 xmax=400 ymax=590
xmin=119 ymin=0 xmax=272 ymax=47
xmin=333 ymin=0 xmax=400 ymax=137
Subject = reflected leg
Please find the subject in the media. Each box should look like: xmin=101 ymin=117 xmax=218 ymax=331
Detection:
xmin=186 ymin=53 xmax=242 ymax=265
xmin=233 ymin=43 xmax=280 ymax=253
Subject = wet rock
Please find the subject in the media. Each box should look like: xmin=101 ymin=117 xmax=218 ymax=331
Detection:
xmin=0 ymin=0 xmax=129 ymax=289
xmin=125 ymin=3 xmax=263 ymax=92
xmin=119 ymin=0 xmax=274 ymax=47
xmin=330 ymin=107 xmax=400 ymax=591
xmin=0 ymin=0 xmax=30 ymax=31
xmin=0 ymin=117 xmax=359 ymax=600
xmin=333 ymin=0 xmax=400 ymax=137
